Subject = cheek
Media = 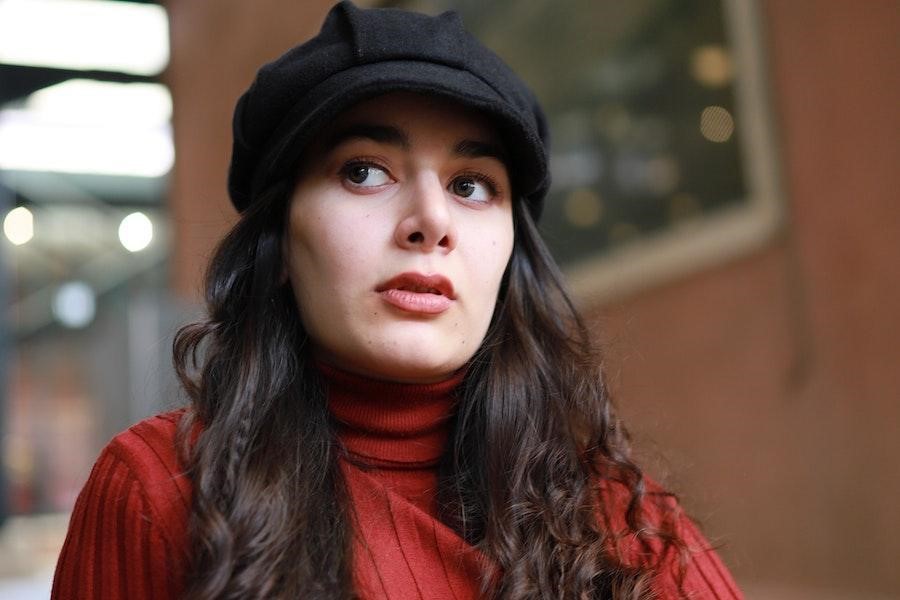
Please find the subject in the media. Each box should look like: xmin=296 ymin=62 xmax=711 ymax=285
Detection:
xmin=285 ymin=211 xmax=378 ymax=311
xmin=282 ymin=235 xmax=317 ymax=327
xmin=486 ymin=216 xmax=515 ymax=278
xmin=285 ymin=208 xmax=336 ymax=315
xmin=466 ymin=217 xmax=514 ymax=307
xmin=286 ymin=192 xmax=333 ymax=277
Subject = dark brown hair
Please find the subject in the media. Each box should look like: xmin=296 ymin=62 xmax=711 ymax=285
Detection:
xmin=173 ymin=177 xmax=685 ymax=599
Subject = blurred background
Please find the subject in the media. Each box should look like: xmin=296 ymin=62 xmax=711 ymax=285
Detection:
xmin=0 ymin=0 xmax=897 ymax=598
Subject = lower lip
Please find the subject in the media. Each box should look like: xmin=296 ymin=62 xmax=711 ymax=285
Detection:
xmin=379 ymin=289 xmax=453 ymax=314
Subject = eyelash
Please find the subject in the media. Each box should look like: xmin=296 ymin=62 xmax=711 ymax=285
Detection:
xmin=339 ymin=157 xmax=389 ymax=182
xmin=338 ymin=159 xmax=503 ymax=201
xmin=454 ymin=170 xmax=501 ymax=199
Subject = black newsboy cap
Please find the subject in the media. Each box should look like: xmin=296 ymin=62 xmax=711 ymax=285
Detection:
xmin=227 ymin=0 xmax=550 ymax=220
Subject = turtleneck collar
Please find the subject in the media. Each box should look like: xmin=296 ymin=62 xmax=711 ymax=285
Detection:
xmin=317 ymin=361 xmax=466 ymax=469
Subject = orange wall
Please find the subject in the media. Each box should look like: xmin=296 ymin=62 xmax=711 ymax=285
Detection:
xmin=592 ymin=0 xmax=900 ymax=595
xmin=166 ymin=0 xmax=336 ymax=299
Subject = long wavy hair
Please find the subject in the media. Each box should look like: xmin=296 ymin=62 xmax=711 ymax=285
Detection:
xmin=173 ymin=175 xmax=686 ymax=599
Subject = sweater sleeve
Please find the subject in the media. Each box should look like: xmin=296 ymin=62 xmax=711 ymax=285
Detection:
xmin=652 ymin=507 xmax=744 ymax=599
xmin=52 ymin=413 xmax=191 ymax=600
xmin=597 ymin=477 xmax=744 ymax=599
xmin=664 ymin=515 xmax=744 ymax=600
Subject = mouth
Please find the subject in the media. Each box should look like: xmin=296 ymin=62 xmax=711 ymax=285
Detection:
xmin=375 ymin=272 xmax=456 ymax=314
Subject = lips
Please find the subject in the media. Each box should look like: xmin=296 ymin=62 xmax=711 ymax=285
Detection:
xmin=375 ymin=272 xmax=456 ymax=314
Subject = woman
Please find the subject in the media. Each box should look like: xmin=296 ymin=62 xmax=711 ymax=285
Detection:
xmin=53 ymin=2 xmax=743 ymax=599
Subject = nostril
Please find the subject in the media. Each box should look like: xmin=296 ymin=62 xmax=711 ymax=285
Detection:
xmin=408 ymin=231 xmax=425 ymax=243
xmin=438 ymin=235 xmax=449 ymax=247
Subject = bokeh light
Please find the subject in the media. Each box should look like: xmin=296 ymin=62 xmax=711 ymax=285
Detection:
xmin=118 ymin=212 xmax=154 ymax=252
xmin=690 ymin=45 xmax=733 ymax=88
xmin=3 ymin=206 xmax=34 ymax=245
xmin=564 ymin=188 xmax=604 ymax=229
xmin=52 ymin=281 xmax=97 ymax=329
xmin=700 ymin=106 xmax=735 ymax=142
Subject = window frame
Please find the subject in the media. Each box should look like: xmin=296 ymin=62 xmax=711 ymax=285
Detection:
xmin=563 ymin=0 xmax=784 ymax=303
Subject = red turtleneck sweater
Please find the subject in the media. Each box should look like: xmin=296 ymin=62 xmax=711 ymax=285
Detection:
xmin=52 ymin=365 xmax=742 ymax=599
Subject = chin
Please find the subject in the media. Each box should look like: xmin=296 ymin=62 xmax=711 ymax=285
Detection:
xmin=314 ymin=323 xmax=480 ymax=383
xmin=357 ymin=324 xmax=474 ymax=378
xmin=335 ymin=334 xmax=469 ymax=383
xmin=364 ymin=350 xmax=467 ymax=383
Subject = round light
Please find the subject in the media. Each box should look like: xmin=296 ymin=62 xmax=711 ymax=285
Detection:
xmin=53 ymin=281 xmax=96 ymax=329
xmin=690 ymin=45 xmax=733 ymax=88
xmin=3 ymin=206 xmax=34 ymax=245
xmin=118 ymin=211 xmax=153 ymax=252
xmin=700 ymin=106 xmax=735 ymax=143
xmin=564 ymin=188 xmax=604 ymax=229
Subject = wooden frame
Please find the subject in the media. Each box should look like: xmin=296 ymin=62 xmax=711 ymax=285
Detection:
xmin=565 ymin=0 xmax=784 ymax=303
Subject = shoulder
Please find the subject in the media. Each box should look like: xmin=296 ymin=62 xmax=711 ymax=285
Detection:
xmin=84 ymin=409 xmax=193 ymax=540
xmin=103 ymin=409 xmax=194 ymax=541
xmin=105 ymin=410 xmax=189 ymax=489
xmin=596 ymin=475 xmax=744 ymax=599
xmin=52 ymin=410 xmax=194 ymax=599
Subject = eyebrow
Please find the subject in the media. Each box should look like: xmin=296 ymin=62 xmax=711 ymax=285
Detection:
xmin=322 ymin=122 xmax=509 ymax=165
xmin=454 ymin=139 xmax=508 ymax=164
xmin=322 ymin=124 xmax=410 ymax=153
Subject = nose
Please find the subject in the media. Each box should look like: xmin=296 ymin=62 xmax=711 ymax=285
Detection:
xmin=394 ymin=172 xmax=458 ymax=253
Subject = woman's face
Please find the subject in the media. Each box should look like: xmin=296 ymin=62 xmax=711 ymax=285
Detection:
xmin=284 ymin=92 xmax=515 ymax=383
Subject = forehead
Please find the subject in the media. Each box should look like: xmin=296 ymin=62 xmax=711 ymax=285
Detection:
xmin=325 ymin=91 xmax=505 ymax=146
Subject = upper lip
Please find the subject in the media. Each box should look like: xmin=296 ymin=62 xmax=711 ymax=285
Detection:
xmin=376 ymin=272 xmax=456 ymax=299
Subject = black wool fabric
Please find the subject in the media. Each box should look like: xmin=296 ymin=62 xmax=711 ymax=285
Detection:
xmin=228 ymin=0 xmax=550 ymax=219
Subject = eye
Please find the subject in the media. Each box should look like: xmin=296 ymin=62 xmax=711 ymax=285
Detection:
xmin=342 ymin=162 xmax=392 ymax=188
xmin=450 ymin=174 xmax=496 ymax=203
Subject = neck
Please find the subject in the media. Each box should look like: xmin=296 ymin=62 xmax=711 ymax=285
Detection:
xmin=317 ymin=360 xmax=466 ymax=468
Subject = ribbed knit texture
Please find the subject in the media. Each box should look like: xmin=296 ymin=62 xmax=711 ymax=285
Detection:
xmin=52 ymin=366 xmax=743 ymax=599
xmin=52 ymin=411 xmax=189 ymax=599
